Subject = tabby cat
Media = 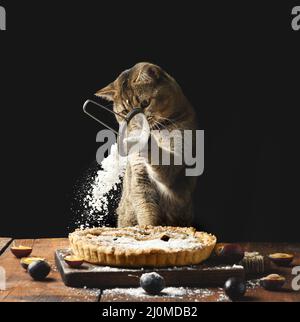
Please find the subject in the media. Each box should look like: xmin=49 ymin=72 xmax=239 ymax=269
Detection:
xmin=96 ymin=62 xmax=198 ymax=227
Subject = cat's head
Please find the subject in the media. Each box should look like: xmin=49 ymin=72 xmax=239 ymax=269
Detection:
xmin=95 ymin=62 xmax=189 ymax=128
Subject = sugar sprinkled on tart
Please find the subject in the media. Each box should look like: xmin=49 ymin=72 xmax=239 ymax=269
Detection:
xmin=69 ymin=226 xmax=217 ymax=267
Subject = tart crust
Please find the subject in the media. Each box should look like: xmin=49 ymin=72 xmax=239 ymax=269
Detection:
xmin=69 ymin=226 xmax=217 ymax=267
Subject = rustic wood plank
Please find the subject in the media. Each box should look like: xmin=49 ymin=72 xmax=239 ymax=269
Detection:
xmin=241 ymin=283 xmax=300 ymax=302
xmin=0 ymin=238 xmax=101 ymax=302
xmin=239 ymin=242 xmax=300 ymax=302
xmin=101 ymin=282 xmax=300 ymax=302
xmin=56 ymin=249 xmax=244 ymax=289
xmin=1 ymin=241 xmax=299 ymax=302
xmin=100 ymin=282 xmax=300 ymax=303
xmin=241 ymin=242 xmax=300 ymax=258
xmin=101 ymin=287 xmax=230 ymax=302
xmin=100 ymin=243 xmax=300 ymax=302
xmin=0 ymin=238 xmax=12 ymax=255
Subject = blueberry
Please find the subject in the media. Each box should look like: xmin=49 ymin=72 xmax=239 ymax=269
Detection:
xmin=160 ymin=235 xmax=170 ymax=242
xmin=140 ymin=272 xmax=165 ymax=295
xmin=28 ymin=260 xmax=51 ymax=280
xmin=224 ymin=277 xmax=246 ymax=300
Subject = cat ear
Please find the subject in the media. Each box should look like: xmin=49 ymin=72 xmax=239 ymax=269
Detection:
xmin=95 ymin=82 xmax=116 ymax=101
xmin=135 ymin=64 xmax=161 ymax=84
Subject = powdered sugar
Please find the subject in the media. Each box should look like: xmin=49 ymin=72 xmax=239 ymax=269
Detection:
xmin=202 ymin=264 xmax=244 ymax=271
xmin=74 ymin=143 xmax=127 ymax=229
xmin=90 ymin=234 xmax=204 ymax=251
xmin=246 ymin=279 xmax=260 ymax=289
xmin=103 ymin=287 xmax=230 ymax=301
xmin=216 ymin=292 xmax=229 ymax=302
xmin=104 ymin=287 xmax=214 ymax=299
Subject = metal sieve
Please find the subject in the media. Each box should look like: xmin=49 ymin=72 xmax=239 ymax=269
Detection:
xmin=83 ymin=99 xmax=144 ymax=135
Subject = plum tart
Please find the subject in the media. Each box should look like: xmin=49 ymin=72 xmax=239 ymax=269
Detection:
xmin=69 ymin=226 xmax=216 ymax=267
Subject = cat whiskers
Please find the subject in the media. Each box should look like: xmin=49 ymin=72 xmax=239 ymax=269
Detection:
xmin=146 ymin=116 xmax=178 ymax=132
xmin=151 ymin=120 xmax=168 ymax=131
xmin=156 ymin=116 xmax=180 ymax=130
xmin=146 ymin=116 xmax=160 ymax=130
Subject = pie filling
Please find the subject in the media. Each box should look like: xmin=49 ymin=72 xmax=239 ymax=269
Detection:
xmin=70 ymin=226 xmax=215 ymax=252
xmin=85 ymin=234 xmax=202 ymax=251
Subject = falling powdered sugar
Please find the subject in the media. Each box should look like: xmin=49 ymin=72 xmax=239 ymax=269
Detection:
xmin=70 ymin=113 xmax=150 ymax=230
xmin=80 ymin=143 xmax=127 ymax=228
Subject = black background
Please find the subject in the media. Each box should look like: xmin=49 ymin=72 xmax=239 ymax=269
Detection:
xmin=0 ymin=1 xmax=298 ymax=241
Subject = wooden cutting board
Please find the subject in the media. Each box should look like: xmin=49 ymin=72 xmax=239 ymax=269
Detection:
xmin=55 ymin=249 xmax=245 ymax=288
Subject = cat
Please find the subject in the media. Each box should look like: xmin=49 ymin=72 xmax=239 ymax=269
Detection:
xmin=96 ymin=62 xmax=198 ymax=227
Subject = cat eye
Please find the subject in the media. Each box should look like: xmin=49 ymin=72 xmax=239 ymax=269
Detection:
xmin=141 ymin=99 xmax=150 ymax=109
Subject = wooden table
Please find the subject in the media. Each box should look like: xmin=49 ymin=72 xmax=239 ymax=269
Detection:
xmin=0 ymin=238 xmax=299 ymax=302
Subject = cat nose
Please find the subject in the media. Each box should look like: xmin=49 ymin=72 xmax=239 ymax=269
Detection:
xmin=141 ymin=100 xmax=150 ymax=109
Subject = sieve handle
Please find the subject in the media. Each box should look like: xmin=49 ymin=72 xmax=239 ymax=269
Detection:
xmin=83 ymin=99 xmax=119 ymax=135
xmin=124 ymin=108 xmax=144 ymax=124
